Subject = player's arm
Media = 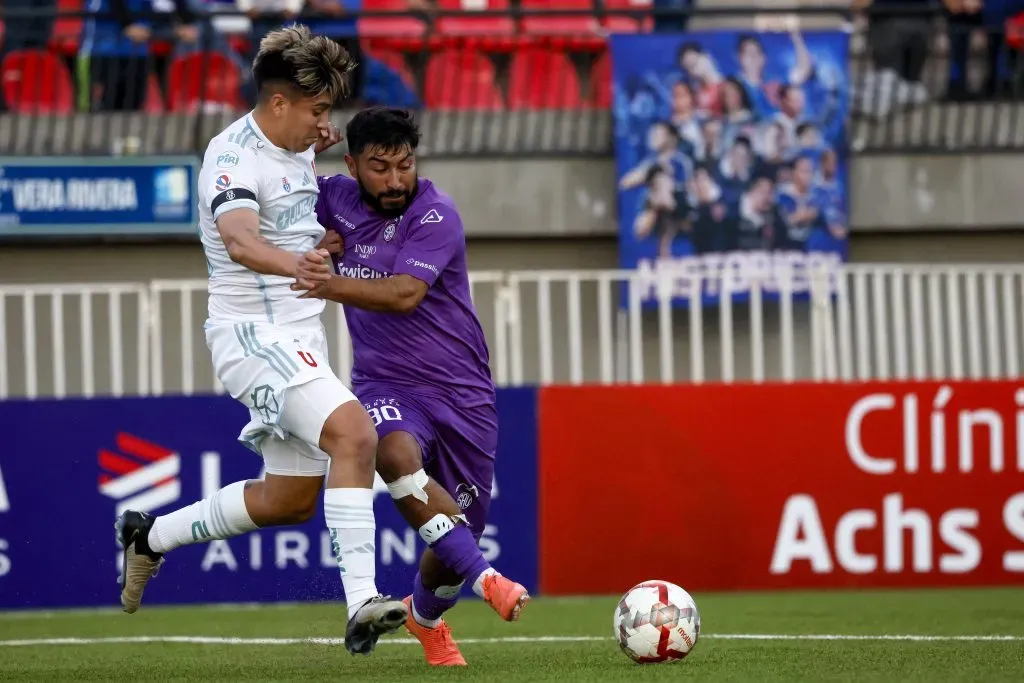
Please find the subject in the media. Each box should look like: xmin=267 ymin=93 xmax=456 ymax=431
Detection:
xmin=216 ymin=209 xmax=328 ymax=286
xmin=301 ymin=204 xmax=462 ymax=314
xmin=205 ymin=151 xmax=330 ymax=287
xmin=311 ymin=273 xmax=428 ymax=314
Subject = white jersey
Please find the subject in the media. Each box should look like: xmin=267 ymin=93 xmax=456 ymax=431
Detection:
xmin=198 ymin=113 xmax=325 ymax=325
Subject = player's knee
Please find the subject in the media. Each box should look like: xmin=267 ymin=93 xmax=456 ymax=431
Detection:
xmin=260 ymin=481 xmax=319 ymax=525
xmin=319 ymin=400 xmax=377 ymax=469
xmin=377 ymin=433 xmax=423 ymax=483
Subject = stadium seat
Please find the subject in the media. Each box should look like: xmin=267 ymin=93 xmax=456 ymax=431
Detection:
xmin=144 ymin=74 xmax=165 ymax=113
xmin=358 ymin=0 xmax=428 ymax=43
xmin=507 ymin=48 xmax=585 ymax=109
xmin=1 ymin=49 xmax=75 ymax=114
xmin=167 ymin=52 xmax=245 ymax=112
xmin=435 ymin=0 xmax=516 ymax=37
xmin=424 ymin=50 xmax=504 ymax=110
xmin=519 ymin=0 xmax=600 ymax=36
xmin=591 ymin=50 xmax=612 ymax=107
xmin=49 ymin=0 xmax=84 ymax=56
xmin=602 ymin=0 xmax=653 ymax=33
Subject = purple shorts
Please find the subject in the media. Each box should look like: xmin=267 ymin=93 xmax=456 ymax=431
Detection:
xmin=355 ymin=383 xmax=498 ymax=541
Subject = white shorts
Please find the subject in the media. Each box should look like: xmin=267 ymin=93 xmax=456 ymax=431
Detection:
xmin=206 ymin=318 xmax=356 ymax=477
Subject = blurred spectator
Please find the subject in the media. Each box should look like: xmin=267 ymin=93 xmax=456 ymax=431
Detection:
xmin=0 ymin=0 xmax=59 ymax=111
xmin=236 ymin=0 xmax=302 ymax=104
xmin=84 ymin=0 xmax=201 ymax=111
xmin=84 ymin=0 xmax=155 ymax=111
xmin=653 ymin=0 xmax=691 ymax=33
xmin=857 ymin=0 xmax=933 ymax=86
xmin=946 ymin=0 xmax=1024 ymax=99
xmin=237 ymin=0 xmax=302 ymax=54
xmin=0 ymin=0 xmax=58 ymax=51
xmin=303 ymin=0 xmax=364 ymax=103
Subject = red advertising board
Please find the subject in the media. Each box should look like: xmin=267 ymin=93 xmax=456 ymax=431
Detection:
xmin=538 ymin=382 xmax=1024 ymax=595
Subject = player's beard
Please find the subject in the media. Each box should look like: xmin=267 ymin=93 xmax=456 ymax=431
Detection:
xmin=358 ymin=176 xmax=418 ymax=218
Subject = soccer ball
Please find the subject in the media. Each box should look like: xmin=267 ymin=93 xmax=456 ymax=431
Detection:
xmin=613 ymin=580 xmax=700 ymax=664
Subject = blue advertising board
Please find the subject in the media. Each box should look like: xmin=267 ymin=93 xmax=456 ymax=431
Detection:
xmin=0 ymin=156 xmax=198 ymax=237
xmin=0 ymin=389 xmax=538 ymax=609
xmin=610 ymin=30 xmax=850 ymax=304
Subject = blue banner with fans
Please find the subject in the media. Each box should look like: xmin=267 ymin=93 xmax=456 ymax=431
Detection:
xmin=610 ymin=30 xmax=850 ymax=304
xmin=0 ymin=389 xmax=537 ymax=609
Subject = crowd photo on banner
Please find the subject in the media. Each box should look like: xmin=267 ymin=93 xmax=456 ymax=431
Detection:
xmin=611 ymin=29 xmax=850 ymax=299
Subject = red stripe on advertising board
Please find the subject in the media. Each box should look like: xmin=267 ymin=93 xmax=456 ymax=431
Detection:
xmin=538 ymin=381 xmax=1024 ymax=595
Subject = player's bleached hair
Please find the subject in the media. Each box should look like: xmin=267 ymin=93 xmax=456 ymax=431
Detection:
xmin=253 ymin=24 xmax=355 ymax=102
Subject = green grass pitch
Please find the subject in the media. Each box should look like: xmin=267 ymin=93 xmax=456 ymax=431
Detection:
xmin=1 ymin=588 xmax=1022 ymax=681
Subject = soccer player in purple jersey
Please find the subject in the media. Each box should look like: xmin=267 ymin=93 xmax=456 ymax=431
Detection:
xmin=295 ymin=107 xmax=529 ymax=667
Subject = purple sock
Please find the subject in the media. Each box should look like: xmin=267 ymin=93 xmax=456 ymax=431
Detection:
xmin=429 ymin=524 xmax=491 ymax=587
xmin=411 ymin=571 xmax=460 ymax=621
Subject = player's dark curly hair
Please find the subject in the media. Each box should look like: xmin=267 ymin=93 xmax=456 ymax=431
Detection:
xmin=345 ymin=107 xmax=421 ymax=156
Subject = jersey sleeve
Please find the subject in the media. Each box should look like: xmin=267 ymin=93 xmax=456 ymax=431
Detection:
xmin=394 ymin=203 xmax=464 ymax=287
xmin=315 ymin=175 xmax=336 ymax=230
xmin=203 ymin=145 xmax=261 ymax=221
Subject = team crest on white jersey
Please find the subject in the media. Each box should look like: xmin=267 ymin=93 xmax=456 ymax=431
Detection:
xmin=282 ymin=177 xmax=291 ymax=192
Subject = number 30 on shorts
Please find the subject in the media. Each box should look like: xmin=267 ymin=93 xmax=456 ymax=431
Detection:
xmin=364 ymin=404 xmax=402 ymax=427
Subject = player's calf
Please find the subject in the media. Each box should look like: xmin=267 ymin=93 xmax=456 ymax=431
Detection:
xmin=378 ymin=433 xmax=529 ymax=623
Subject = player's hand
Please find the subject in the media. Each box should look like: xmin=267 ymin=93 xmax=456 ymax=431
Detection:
xmin=314 ymin=122 xmax=343 ymax=155
xmin=294 ymin=281 xmax=331 ymax=300
xmin=292 ymin=249 xmax=332 ymax=290
xmin=316 ymin=231 xmax=344 ymax=255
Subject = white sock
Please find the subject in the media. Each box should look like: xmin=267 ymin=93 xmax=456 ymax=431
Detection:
xmin=471 ymin=568 xmax=497 ymax=598
xmin=411 ymin=601 xmax=442 ymax=629
xmin=324 ymin=488 xmax=378 ymax=619
xmin=148 ymin=481 xmax=257 ymax=554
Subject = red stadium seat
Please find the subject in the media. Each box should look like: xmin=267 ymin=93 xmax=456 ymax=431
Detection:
xmin=603 ymin=0 xmax=653 ymax=33
xmin=591 ymin=50 xmax=612 ymax=107
xmin=435 ymin=0 xmax=515 ymax=36
xmin=1 ymin=49 xmax=75 ymax=114
xmin=424 ymin=50 xmax=504 ymax=110
xmin=167 ymin=52 xmax=245 ymax=112
xmin=358 ymin=0 xmax=428 ymax=44
xmin=507 ymin=48 xmax=585 ymax=109
xmin=520 ymin=0 xmax=599 ymax=35
xmin=49 ymin=0 xmax=84 ymax=56
xmin=144 ymin=74 xmax=165 ymax=113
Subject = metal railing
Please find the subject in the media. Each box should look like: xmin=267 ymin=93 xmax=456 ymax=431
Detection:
xmin=1 ymin=4 xmax=1022 ymax=155
xmin=2 ymin=264 xmax=1023 ymax=400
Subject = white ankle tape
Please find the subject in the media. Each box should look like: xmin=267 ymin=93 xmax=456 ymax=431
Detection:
xmin=387 ymin=469 xmax=429 ymax=504
xmin=418 ymin=514 xmax=456 ymax=544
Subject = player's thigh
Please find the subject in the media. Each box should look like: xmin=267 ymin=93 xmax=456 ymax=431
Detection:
xmin=207 ymin=321 xmax=364 ymax=450
xmin=356 ymin=390 xmax=437 ymax=482
xmin=432 ymin=403 xmax=498 ymax=538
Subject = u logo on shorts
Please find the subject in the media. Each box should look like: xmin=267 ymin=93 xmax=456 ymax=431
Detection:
xmin=297 ymin=351 xmax=317 ymax=367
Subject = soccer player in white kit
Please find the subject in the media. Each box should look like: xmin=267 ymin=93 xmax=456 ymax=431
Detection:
xmin=113 ymin=25 xmax=408 ymax=656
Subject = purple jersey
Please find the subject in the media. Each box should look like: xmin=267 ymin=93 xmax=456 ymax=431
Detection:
xmin=316 ymin=175 xmax=495 ymax=407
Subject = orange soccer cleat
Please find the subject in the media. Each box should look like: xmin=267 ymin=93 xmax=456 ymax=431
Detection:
xmin=403 ymin=596 xmax=467 ymax=667
xmin=481 ymin=572 xmax=530 ymax=622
